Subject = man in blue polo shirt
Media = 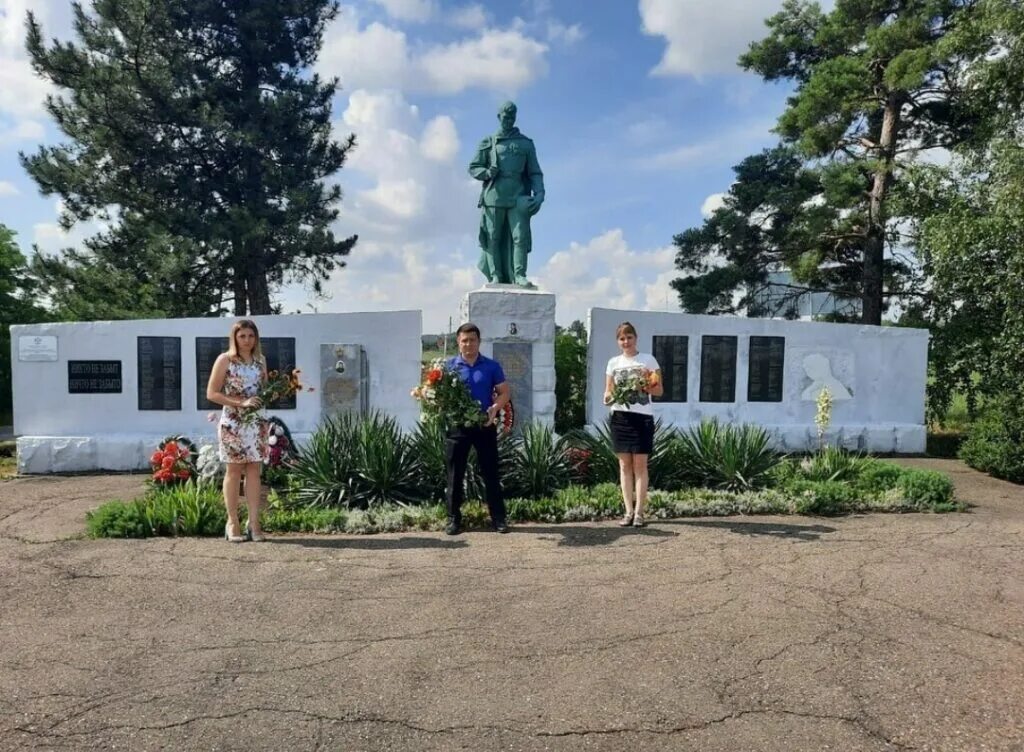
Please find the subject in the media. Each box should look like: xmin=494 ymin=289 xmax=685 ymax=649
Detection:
xmin=445 ymin=322 xmax=511 ymax=535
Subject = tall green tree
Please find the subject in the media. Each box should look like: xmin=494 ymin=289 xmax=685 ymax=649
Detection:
xmin=22 ymin=0 xmax=356 ymax=316
xmin=674 ymin=0 xmax=990 ymax=324
xmin=671 ymin=145 xmax=903 ymax=318
xmin=0 ymin=226 xmax=48 ymax=420
xmin=554 ymin=320 xmax=587 ymax=433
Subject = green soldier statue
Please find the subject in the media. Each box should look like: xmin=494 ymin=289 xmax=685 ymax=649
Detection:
xmin=468 ymin=101 xmax=545 ymax=288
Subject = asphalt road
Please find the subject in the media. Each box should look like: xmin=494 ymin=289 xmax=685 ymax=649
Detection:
xmin=0 ymin=459 xmax=1021 ymax=751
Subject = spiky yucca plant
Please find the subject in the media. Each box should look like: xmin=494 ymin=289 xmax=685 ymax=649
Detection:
xmin=677 ymin=419 xmax=781 ymax=491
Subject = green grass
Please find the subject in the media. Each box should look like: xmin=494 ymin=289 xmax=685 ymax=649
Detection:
xmin=0 ymin=456 xmax=15 ymax=480
xmin=86 ymin=462 xmax=963 ymax=538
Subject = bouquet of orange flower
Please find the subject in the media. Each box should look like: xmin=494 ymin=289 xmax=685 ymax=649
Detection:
xmin=608 ymin=368 xmax=659 ymax=407
xmin=240 ymin=367 xmax=313 ymax=425
xmin=149 ymin=436 xmax=196 ymax=485
xmin=412 ymin=359 xmax=486 ymax=430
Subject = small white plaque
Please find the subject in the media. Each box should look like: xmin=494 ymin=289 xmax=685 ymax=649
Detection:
xmin=18 ymin=335 xmax=58 ymax=362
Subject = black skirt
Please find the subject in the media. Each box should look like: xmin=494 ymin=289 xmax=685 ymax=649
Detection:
xmin=609 ymin=411 xmax=655 ymax=454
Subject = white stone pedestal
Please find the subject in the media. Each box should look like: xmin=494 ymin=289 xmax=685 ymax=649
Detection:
xmin=461 ymin=286 xmax=556 ymax=428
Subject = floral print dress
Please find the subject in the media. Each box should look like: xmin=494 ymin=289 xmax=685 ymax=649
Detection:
xmin=218 ymin=359 xmax=268 ymax=464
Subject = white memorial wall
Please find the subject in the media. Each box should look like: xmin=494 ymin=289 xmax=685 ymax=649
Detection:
xmin=586 ymin=307 xmax=929 ymax=453
xmin=9 ymin=297 xmax=931 ymax=473
xmin=11 ymin=312 xmax=422 ymax=473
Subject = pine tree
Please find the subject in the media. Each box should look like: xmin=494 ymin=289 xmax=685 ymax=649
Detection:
xmin=672 ymin=0 xmax=987 ymax=324
xmin=21 ymin=0 xmax=356 ymax=316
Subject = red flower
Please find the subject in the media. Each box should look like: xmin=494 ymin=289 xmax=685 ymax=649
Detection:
xmin=161 ymin=455 xmax=176 ymax=469
xmin=427 ymin=368 xmax=443 ymax=385
xmin=150 ymin=451 xmax=163 ymax=466
xmin=163 ymin=441 xmax=178 ymax=455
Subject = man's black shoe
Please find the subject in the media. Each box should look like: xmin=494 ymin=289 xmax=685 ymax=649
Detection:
xmin=494 ymin=522 xmax=509 ymax=534
xmin=445 ymin=520 xmax=462 ymax=536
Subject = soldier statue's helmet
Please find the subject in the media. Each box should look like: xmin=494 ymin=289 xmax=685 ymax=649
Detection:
xmin=497 ymin=101 xmax=517 ymax=118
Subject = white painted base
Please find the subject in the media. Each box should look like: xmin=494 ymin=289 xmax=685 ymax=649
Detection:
xmin=17 ymin=433 xmax=313 ymax=474
xmin=462 ymin=286 xmax=557 ymax=428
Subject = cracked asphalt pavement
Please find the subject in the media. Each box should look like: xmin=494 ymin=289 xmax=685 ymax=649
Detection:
xmin=1 ymin=459 xmax=1022 ymax=751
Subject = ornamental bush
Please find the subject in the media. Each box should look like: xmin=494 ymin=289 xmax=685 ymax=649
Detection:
xmin=960 ymin=401 xmax=1024 ymax=484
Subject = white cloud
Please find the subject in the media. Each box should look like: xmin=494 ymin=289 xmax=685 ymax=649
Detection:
xmin=420 ymin=115 xmax=459 ymax=162
xmin=0 ymin=0 xmax=62 ymax=136
xmin=31 ymin=200 xmax=113 ymax=258
xmin=701 ymin=192 xmax=726 ymax=218
xmin=418 ymin=29 xmax=548 ymax=95
xmin=322 ymin=12 xmax=413 ymax=91
xmin=0 ymin=180 xmax=19 ymax=196
xmin=0 ymin=118 xmax=44 ymax=144
xmin=322 ymin=8 xmax=548 ymax=96
xmin=279 ymin=89 xmax=480 ymax=329
xmin=639 ymin=0 xmax=784 ymax=78
xmin=535 ymin=229 xmax=678 ymax=325
xmin=448 ymin=4 xmax=488 ymax=30
xmin=369 ymin=0 xmax=436 ymax=22
xmin=335 ymin=89 xmax=476 ymax=231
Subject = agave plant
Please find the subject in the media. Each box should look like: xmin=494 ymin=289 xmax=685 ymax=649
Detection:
xmin=351 ymin=413 xmax=423 ymax=507
xmin=503 ymin=422 xmax=573 ymax=499
xmin=288 ymin=413 xmax=360 ymax=508
xmin=677 ymin=419 xmax=781 ymax=491
xmin=290 ymin=412 xmax=422 ymax=509
xmin=409 ymin=419 xmax=448 ymax=503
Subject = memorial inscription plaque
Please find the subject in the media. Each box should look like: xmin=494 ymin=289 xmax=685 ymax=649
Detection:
xmin=195 ymin=336 xmax=298 ymax=410
xmin=492 ymin=342 xmax=532 ymax=428
xmin=138 ymin=336 xmax=181 ymax=410
xmin=652 ymin=335 xmax=688 ymax=403
xmin=747 ymin=336 xmax=785 ymax=402
xmin=68 ymin=360 xmax=122 ymax=394
xmin=699 ymin=335 xmax=737 ymax=403
xmin=195 ymin=337 xmax=229 ymax=410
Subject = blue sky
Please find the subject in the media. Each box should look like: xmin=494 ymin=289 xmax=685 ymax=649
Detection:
xmin=0 ymin=0 xmax=799 ymax=330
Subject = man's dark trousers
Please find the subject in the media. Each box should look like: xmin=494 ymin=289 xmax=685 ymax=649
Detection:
xmin=445 ymin=425 xmax=506 ymax=526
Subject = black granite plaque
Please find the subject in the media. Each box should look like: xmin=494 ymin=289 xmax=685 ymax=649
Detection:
xmin=747 ymin=336 xmax=785 ymax=402
xmin=492 ymin=342 xmax=532 ymax=429
xmin=195 ymin=337 xmax=229 ymax=410
xmin=652 ymin=335 xmax=688 ymax=403
xmin=137 ymin=336 xmax=181 ymax=410
xmin=699 ymin=335 xmax=737 ymax=403
xmin=196 ymin=336 xmax=298 ymax=410
xmin=261 ymin=337 xmax=297 ymax=410
xmin=68 ymin=360 xmax=122 ymax=394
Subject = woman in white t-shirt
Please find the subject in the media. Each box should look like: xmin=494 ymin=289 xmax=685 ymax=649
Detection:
xmin=603 ymin=322 xmax=663 ymax=527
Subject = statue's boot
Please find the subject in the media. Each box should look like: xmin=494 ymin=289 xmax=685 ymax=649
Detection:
xmin=512 ymin=242 xmax=534 ymax=288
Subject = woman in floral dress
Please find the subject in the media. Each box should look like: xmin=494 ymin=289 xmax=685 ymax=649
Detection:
xmin=206 ymin=319 xmax=269 ymax=542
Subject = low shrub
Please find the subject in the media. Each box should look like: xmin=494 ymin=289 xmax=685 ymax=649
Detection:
xmin=896 ymin=469 xmax=956 ymax=510
xmin=87 ymin=483 xmax=230 ymax=538
xmin=87 ymin=472 xmax=963 ymax=538
xmin=87 ymin=500 xmax=150 ymax=538
xmin=960 ymin=403 xmax=1024 ymax=483
xmin=854 ymin=460 xmax=905 ymax=494
xmin=786 ymin=479 xmax=861 ymax=516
